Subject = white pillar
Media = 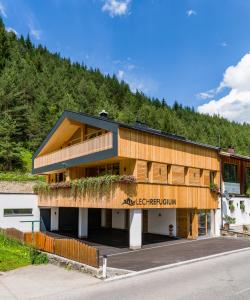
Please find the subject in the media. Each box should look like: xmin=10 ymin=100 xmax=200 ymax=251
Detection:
xmin=78 ymin=208 xmax=88 ymax=238
xmin=50 ymin=207 xmax=59 ymax=231
xmin=129 ymin=209 xmax=142 ymax=250
xmin=215 ymin=208 xmax=222 ymax=236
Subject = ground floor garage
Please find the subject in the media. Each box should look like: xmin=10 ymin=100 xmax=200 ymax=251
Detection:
xmin=39 ymin=207 xmax=219 ymax=250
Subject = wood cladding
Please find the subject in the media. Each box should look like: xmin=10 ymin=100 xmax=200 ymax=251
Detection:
xmin=172 ymin=166 xmax=185 ymax=185
xmin=189 ymin=168 xmax=201 ymax=186
xmin=151 ymin=162 xmax=168 ymax=183
xmin=176 ymin=209 xmax=198 ymax=239
xmin=203 ymin=170 xmax=210 ymax=187
xmin=38 ymin=182 xmax=218 ymax=210
xmin=118 ymin=128 xmax=220 ymax=171
xmin=136 ymin=160 xmax=148 ymax=182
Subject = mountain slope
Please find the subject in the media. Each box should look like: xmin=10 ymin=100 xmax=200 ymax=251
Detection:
xmin=0 ymin=19 xmax=249 ymax=171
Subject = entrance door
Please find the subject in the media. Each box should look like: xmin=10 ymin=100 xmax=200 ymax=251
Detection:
xmin=40 ymin=208 xmax=51 ymax=232
xmin=198 ymin=210 xmax=211 ymax=236
xmin=142 ymin=210 xmax=148 ymax=233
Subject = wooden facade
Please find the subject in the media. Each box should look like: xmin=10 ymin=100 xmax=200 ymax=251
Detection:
xmin=33 ymin=111 xmax=224 ymax=239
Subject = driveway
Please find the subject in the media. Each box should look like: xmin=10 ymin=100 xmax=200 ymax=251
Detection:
xmin=106 ymin=237 xmax=250 ymax=271
xmin=0 ymin=264 xmax=100 ymax=300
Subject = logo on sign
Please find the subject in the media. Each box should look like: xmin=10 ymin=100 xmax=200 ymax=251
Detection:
xmin=122 ymin=198 xmax=135 ymax=206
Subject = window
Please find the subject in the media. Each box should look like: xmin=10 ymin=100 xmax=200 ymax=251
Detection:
xmin=4 ymin=209 xmax=33 ymax=217
xmin=223 ymin=164 xmax=238 ymax=183
xmin=210 ymin=171 xmax=217 ymax=185
xmin=56 ymin=172 xmax=65 ymax=182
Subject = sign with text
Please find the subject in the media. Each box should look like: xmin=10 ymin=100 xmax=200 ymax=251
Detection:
xmin=122 ymin=198 xmax=176 ymax=207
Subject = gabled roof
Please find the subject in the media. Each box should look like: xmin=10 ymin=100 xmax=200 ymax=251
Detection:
xmin=34 ymin=109 xmax=220 ymax=160
xmin=33 ymin=110 xmax=119 ymax=159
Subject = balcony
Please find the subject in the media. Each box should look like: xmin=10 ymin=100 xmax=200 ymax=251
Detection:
xmin=36 ymin=180 xmax=218 ymax=210
xmin=34 ymin=132 xmax=113 ymax=169
xmin=223 ymin=182 xmax=241 ymax=195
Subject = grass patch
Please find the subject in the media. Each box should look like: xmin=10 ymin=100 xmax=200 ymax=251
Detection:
xmin=0 ymin=234 xmax=48 ymax=272
xmin=0 ymin=234 xmax=30 ymax=271
xmin=0 ymin=172 xmax=45 ymax=182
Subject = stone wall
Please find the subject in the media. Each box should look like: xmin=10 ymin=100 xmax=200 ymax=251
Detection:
xmin=0 ymin=181 xmax=36 ymax=194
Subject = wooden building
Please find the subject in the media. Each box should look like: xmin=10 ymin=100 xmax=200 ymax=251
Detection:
xmin=33 ymin=110 xmax=221 ymax=249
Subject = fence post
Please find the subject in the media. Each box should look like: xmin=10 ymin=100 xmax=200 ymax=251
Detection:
xmin=102 ymin=255 xmax=107 ymax=279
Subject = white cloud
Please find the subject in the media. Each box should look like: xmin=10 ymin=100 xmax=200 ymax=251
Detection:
xmin=0 ymin=2 xmax=7 ymax=18
xmin=117 ymin=69 xmax=125 ymax=80
xmin=197 ymin=91 xmax=215 ymax=100
xmin=102 ymin=0 xmax=131 ymax=17
xmin=186 ymin=10 xmax=196 ymax=17
xmin=6 ymin=27 xmax=18 ymax=35
xmin=221 ymin=41 xmax=228 ymax=47
xmin=29 ymin=24 xmax=42 ymax=40
xmin=198 ymin=53 xmax=250 ymax=123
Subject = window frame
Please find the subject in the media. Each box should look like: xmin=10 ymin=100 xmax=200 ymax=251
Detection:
xmin=4 ymin=208 xmax=33 ymax=217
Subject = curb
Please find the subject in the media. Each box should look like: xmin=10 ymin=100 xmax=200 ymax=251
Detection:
xmin=105 ymin=246 xmax=250 ymax=282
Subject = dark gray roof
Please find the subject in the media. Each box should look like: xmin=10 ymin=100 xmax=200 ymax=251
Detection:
xmin=73 ymin=110 xmax=220 ymax=151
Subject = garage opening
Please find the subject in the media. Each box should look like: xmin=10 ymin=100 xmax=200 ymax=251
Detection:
xmin=88 ymin=208 xmax=102 ymax=230
xmin=59 ymin=207 xmax=78 ymax=235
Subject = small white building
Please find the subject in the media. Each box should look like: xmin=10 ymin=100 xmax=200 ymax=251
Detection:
xmin=217 ymin=151 xmax=250 ymax=232
xmin=0 ymin=181 xmax=40 ymax=232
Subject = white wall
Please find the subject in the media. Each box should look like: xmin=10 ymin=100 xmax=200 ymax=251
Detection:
xmin=112 ymin=209 xmax=126 ymax=229
xmin=214 ymin=208 xmax=221 ymax=236
xmin=222 ymin=196 xmax=250 ymax=227
xmin=0 ymin=194 xmax=40 ymax=232
xmin=51 ymin=207 xmax=59 ymax=231
xmin=148 ymin=209 xmax=176 ymax=236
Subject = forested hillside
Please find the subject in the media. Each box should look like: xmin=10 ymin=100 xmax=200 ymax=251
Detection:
xmin=0 ymin=19 xmax=249 ymax=172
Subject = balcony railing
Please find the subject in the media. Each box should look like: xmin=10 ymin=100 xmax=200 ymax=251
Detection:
xmin=34 ymin=132 xmax=113 ymax=169
xmin=223 ymin=182 xmax=241 ymax=195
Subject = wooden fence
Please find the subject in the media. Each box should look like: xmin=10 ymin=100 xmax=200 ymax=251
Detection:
xmin=2 ymin=228 xmax=25 ymax=242
xmin=2 ymin=229 xmax=99 ymax=268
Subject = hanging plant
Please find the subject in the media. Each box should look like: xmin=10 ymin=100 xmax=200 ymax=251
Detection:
xmin=210 ymin=183 xmax=220 ymax=194
xmin=33 ymin=182 xmax=50 ymax=193
xmin=34 ymin=175 xmax=136 ymax=195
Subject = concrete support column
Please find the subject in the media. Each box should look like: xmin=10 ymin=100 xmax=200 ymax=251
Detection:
xmin=214 ymin=208 xmax=221 ymax=236
xmin=50 ymin=207 xmax=59 ymax=231
xmin=78 ymin=208 xmax=88 ymax=238
xmin=129 ymin=209 xmax=142 ymax=250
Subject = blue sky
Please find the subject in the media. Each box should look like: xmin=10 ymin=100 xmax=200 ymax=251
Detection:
xmin=1 ymin=0 xmax=250 ymax=123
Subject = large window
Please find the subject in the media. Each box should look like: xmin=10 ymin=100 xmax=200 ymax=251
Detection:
xmin=4 ymin=208 xmax=33 ymax=217
xmin=223 ymin=164 xmax=238 ymax=183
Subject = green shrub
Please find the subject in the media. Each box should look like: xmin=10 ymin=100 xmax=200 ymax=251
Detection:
xmin=240 ymin=202 xmax=245 ymax=212
xmin=229 ymin=203 xmax=235 ymax=212
xmin=0 ymin=171 xmax=45 ymax=182
xmin=29 ymin=248 xmax=48 ymax=265
xmin=223 ymin=214 xmax=236 ymax=224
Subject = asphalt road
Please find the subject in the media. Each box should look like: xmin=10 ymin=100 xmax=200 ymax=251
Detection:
xmin=52 ymin=249 xmax=250 ymax=300
xmin=2 ymin=249 xmax=250 ymax=299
